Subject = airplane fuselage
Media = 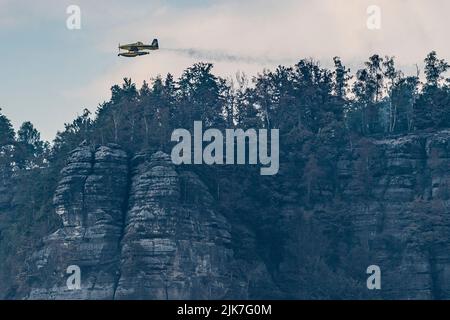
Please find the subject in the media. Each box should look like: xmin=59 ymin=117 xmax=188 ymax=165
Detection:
xmin=120 ymin=44 xmax=159 ymax=51
xmin=118 ymin=39 xmax=159 ymax=57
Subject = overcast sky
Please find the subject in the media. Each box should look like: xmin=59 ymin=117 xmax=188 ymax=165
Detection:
xmin=1 ymin=0 xmax=450 ymax=141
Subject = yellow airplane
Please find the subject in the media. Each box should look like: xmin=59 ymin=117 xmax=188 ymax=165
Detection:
xmin=118 ymin=39 xmax=159 ymax=57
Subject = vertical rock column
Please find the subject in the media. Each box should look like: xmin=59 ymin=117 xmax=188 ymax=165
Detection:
xmin=27 ymin=144 xmax=129 ymax=299
xmin=115 ymin=151 xmax=239 ymax=299
xmin=426 ymin=132 xmax=450 ymax=299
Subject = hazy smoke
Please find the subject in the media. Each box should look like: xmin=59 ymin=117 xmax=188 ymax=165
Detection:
xmin=163 ymin=47 xmax=292 ymax=65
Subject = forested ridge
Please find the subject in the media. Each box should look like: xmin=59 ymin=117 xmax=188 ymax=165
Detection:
xmin=1 ymin=51 xmax=450 ymax=298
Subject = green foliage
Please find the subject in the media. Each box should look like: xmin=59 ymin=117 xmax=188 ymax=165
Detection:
xmin=0 ymin=108 xmax=15 ymax=147
xmin=1 ymin=51 xmax=450 ymax=298
xmin=0 ymin=109 xmax=15 ymax=178
xmin=424 ymin=51 xmax=450 ymax=87
xmin=15 ymin=121 xmax=49 ymax=169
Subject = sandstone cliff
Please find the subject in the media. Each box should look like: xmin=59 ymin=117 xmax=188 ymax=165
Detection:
xmin=22 ymin=145 xmax=259 ymax=299
xmin=11 ymin=130 xmax=450 ymax=299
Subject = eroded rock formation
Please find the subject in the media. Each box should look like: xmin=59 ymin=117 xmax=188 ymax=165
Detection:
xmin=12 ymin=130 xmax=450 ymax=299
xmin=23 ymin=146 xmax=249 ymax=299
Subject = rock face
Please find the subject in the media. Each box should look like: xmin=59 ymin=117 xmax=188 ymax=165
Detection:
xmin=335 ymin=130 xmax=450 ymax=299
xmin=0 ymin=166 xmax=14 ymax=297
xmin=24 ymin=147 xmax=246 ymax=299
xmin=114 ymin=151 xmax=241 ymax=299
xmin=27 ymin=144 xmax=129 ymax=299
xmin=15 ymin=130 xmax=450 ymax=299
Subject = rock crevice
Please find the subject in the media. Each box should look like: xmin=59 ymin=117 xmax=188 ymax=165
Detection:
xmin=19 ymin=130 xmax=450 ymax=299
xmin=25 ymin=147 xmax=245 ymax=299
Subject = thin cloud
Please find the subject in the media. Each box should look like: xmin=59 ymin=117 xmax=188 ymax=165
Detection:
xmin=3 ymin=0 xmax=450 ymax=141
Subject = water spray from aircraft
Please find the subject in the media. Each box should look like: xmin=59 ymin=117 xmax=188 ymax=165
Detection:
xmin=117 ymin=38 xmax=293 ymax=66
xmin=163 ymin=47 xmax=292 ymax=65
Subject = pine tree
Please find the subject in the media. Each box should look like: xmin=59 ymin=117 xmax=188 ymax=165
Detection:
xmin=15 ymin=121 xmax=48 ymax=169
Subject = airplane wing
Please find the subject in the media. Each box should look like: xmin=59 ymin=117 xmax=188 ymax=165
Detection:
xmin=119 ymin=44 xmax=140 ymax=51
xmin=120 ymin=40 xmax=159 ymax=51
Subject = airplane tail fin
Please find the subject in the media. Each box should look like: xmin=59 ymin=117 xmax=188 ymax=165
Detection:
xmin=151 ymin=39 xmax=159 ymax=49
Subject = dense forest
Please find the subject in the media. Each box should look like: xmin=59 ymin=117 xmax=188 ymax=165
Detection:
xmin=1 ymin=51 xmax=450 ymax=298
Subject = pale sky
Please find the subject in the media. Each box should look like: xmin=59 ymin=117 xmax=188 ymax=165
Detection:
xmin=1 ymin=0 xmax=450 ymax=141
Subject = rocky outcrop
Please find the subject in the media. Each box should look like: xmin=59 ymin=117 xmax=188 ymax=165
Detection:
xmin=26 ymin=144 xmax=129 ymax=299
xmin=16 ymin=130 xmax=450 ymax=300
xmin=0 ymin=173 xmax=12 ymax=212
xmin=23 ymin=146 xmax=247 ymax=299
xmin=335 ymin=130 xmax=450 ymax=299
xmin=0 ymin=165 xmax=14 ymax=298
xmin=114 ymin=151 xmax=243 ymax=299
